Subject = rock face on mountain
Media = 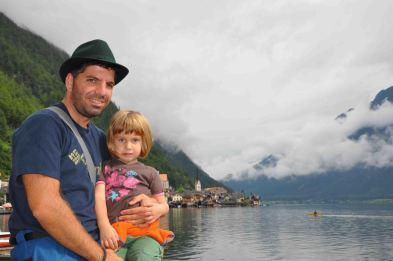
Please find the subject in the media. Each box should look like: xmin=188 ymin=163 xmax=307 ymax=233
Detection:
xmin=223 ymin=87 xmax=393 ymax=200
xmin=370 ymin=86 xmax=393 ymax=110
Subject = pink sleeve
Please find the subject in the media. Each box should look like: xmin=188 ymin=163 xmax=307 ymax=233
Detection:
xmin=153 ymin=192 xmax=164 ymax=197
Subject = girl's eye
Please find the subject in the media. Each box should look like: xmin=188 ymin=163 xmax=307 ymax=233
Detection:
xmin=118 ymin=138 xmax=125 ymax=143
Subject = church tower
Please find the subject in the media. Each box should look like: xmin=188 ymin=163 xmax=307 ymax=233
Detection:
xmin=195 ymin=168 xmax=202 ymax=192
xmin=195 ymin=179 xmax=202 ymax=192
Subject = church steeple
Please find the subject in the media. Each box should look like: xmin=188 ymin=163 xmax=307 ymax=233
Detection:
xmin=195 ymin=168 xmax=202 ymax=192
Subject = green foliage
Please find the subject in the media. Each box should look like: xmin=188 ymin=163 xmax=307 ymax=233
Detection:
xmin=176 ymin=185 xmax=185 ymax=193
xmin=142 ymin=144 xmax=193 ymax=189
xmin=0 ymin=71 xmax=42 ymax=176
xmin=164 ymin=146 xmax=231 ymax=190
xmin=0 ymin=139 xmax=11 ymax=176
xmin=0 ymin=13 xmax=67 ymax=105
xmin=0 ymin=71 xmax=42 ymax=127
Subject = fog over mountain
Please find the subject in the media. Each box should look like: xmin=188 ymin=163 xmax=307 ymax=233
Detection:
xmin=249 ymin=86 xmax=393 ymax=176
xmin=244 ymin=86 xmax=393 ymax=179
xmin=3 ymin=0 xmax=393 ymax=180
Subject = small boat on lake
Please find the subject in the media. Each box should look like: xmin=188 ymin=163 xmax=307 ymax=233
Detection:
xmin=308 ymin=210 xmax=322 ymax=217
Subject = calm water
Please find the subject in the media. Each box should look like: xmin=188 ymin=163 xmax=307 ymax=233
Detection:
xmin=162 ymin=203 xmax=393 ymax=261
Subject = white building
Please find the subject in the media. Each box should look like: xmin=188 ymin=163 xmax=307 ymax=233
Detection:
xmin=172 ymin=194 xmax=183 ymax=202
xmin=195 ymin=179 xmax=202 ymax=192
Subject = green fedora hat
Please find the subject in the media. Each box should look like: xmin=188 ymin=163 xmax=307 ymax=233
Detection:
xmin=59 ymin=39 xmax=129 ymax=85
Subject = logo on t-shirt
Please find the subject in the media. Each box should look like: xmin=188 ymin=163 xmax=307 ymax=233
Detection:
xmin=68 ymin=149 xmax=86 ymax=166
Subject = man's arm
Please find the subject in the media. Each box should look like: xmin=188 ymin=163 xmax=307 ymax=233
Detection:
xmin=23 ymin=174 xmax=121 ymax=261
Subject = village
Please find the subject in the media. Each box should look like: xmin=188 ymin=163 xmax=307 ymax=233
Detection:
xmin=0 ymin=174 xmax=263 ymax=210
xmin=159 ymin=174 xmax=262 ymax=208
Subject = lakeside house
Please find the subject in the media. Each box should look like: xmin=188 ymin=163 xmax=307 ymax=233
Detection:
xmin=171 ymin=193 xmax=183 ymax=203
xmin=159 ymin=174 xmax=170 ymax=191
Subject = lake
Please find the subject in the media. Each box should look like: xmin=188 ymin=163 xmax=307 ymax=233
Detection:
xmin=1 ymin=204 xmax=392 ymax=260
xmin=162 ymin=203 xmax=393 ymax=260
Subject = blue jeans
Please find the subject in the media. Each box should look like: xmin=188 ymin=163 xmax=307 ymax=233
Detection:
xmin=11 ymin=230 xmax=84 ymax=261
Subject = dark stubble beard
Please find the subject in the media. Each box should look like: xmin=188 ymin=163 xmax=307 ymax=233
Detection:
xmin=71 ymin=87 xmax=109 ymax=119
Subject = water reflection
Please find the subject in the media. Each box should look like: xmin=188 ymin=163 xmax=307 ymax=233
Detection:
xmin=1 ymin=205 xmax=392 ymax=260
xmin=164 ymin=204 xmax=393 ymax=260
xmin=164 ymin=208 xmax=209 ymax=260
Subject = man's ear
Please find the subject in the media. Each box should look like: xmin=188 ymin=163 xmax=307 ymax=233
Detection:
xmin=65 ymin=73 xmax=74 ymax=92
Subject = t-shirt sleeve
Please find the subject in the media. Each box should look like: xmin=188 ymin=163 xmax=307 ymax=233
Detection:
xmin=12 ymin=113 xmax=63 ymax=181
xmin=149 ymin=168 xmax=164 ymax=195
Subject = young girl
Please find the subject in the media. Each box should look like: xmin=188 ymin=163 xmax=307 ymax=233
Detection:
xmin=95 ymin=110 xmax=174 ymax=260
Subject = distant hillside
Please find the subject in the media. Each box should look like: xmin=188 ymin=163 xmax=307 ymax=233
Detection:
xmin=223 ymin=86 xmax=393 ymax=200
xmin=0 ymin=13 xmax=66 ymax=106
xmin=223 ymin=166 xmax=393 ymax=200
xmin=163 ymin=146 xmax=232 ymax=191
xmin=0 ymin=12 xmax=226 ymax=190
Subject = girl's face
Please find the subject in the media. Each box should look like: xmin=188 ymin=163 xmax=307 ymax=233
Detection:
xmin=112 ymin=131 xmax=142 ymax=164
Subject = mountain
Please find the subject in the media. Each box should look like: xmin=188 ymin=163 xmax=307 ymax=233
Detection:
xmin=370 ymin=86 xmax=393 ymax=110
xmin=223 ymin=166 xmax=393 ymax=200
xmin=349 ymin=86 xmax=393 ymax=141
xmin=163 ymin=145 xmax=232 ymax=191
xmin=0 ymin=12 xmax=225 ymax=190
xmin=223 ymin=87 xmax=393 ymax=200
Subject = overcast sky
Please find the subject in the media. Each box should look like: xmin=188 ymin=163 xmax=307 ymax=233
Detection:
xmin=3 ymin=0 xmax=393 ymax=180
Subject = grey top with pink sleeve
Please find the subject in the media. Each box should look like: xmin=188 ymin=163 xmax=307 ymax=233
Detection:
xmin=98 ymin=159 xmax=164 ymax=223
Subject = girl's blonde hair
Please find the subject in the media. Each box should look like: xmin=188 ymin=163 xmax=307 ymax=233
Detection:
xmin=107 ymin=110 xmax=153 ymax=159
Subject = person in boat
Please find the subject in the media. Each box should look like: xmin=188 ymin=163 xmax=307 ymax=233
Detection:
xmin=7 ymin=39 xmax=160 ymax=260
xmin=95 ymin=110 xmax=173 ymax=260
xmin=313 ymin=210 xmax=318 ymax=216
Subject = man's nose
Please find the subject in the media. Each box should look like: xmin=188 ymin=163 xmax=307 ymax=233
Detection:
xmin=96 ymin=81 xmax=109 ymax=96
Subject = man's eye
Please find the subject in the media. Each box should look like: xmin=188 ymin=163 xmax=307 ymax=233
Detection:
xmin=87 ymin=78 xmax=97 ymax=83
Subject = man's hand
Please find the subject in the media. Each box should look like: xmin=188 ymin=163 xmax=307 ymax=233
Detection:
xmin=118 ymin=194 xmax=166 ymax=227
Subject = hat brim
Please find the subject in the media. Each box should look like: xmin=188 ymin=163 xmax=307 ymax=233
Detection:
xmin=59 ymin=57 xmax=129 ymax=85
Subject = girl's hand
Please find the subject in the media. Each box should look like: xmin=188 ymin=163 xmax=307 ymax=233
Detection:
xmin=100 ymin=224 xmax=119 ymax=250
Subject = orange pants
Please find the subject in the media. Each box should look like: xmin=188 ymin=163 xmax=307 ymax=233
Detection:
xmin=112 ymin=220 xmax=174 ymax=245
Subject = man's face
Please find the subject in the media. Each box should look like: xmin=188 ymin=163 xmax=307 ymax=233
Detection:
xmin=70 ymin=65 xmax=115 ymax=119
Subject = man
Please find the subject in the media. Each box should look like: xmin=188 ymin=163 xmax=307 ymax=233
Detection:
xmin=9 ymin=39 xmax=128 ymax=260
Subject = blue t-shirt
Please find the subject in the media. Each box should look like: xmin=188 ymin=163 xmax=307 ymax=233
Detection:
xmin=9 ymin=103 xmax=109 ymax=240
